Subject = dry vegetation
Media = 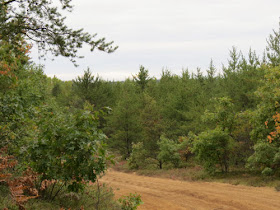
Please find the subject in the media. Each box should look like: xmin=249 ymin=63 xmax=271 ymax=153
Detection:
xmin=113 ymin=159 xmax=280 ymax=188
xmin=101 ymin=169 xmax=280 ymax=210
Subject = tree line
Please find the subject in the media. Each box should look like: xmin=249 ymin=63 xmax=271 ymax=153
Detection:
xmin=51 ymin=28 xmax=280 ymax=176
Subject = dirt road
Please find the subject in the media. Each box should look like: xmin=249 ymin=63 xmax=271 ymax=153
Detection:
xmin=100 ymin=170 xmax=280 ymax=210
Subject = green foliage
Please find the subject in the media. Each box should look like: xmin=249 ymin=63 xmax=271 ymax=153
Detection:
xmin=156 ymin=70 xmax=188 ymax=137
xmin=177 ymin=135 xmax=196 ymax=163
xmin=118 ymin=193 xmax=143 ymax=210
xmin=207 ymin=59 xmax=216 ymax=79
xmin=0 ymin=65 xmax=48 ymax=155
xmin=157 ymin=136 xmax=181 ymax=168
xmin=221 ymin=47 xmax=262 ymax=110
xmin=28 ymin=103 xmax=108 ymax=191
xmin=0 ymin=0 xmax=117 ymax=64
xmin=0 ymin=39 xmax=31 ymax=95
xmin=262 ymin=167 xmax=274 ymax=176
xmin=51 ymin=82 xmax=62 ymax=97
xmin=72 ymin=68 xmax=101 ymax=104
xmin=105 ymin=46 xmax=266 ymax=173
xmin=140 ymin=94 xmax=162 ymax=162
xmin=53 ymin=183 xmax=121 ymax=210
xmin=0 ymin=55 xmax=118 ymax=206
xmin=4 ymin=12 xmax=280 ymax=201
xmin=192 ymin=128 xmax=236 ymax=173
xmin=248 ymin=66 xmax=280 ymax=174
xmin=231 ymin=111 xmax=254 ymax=166
xmin=247 ymin=142 xmax=278 ymax=173
xmin=202 ymin=97 xmax=235 ymax=132
xmin=128 ymin=142 xmax=147 ymax=170
xmin=106 ymin=80 xmax=142 ymax=158
xmin=266 ymin=23 xmax=280 ymax=66
xmin=251 ymin=66 xmax=280 ymax=141
xmin=72 ymin=68 xmax=116 ymax=110
xmin=0 ymin=182 xmax=122 ymax=210
xmin=133 ymin=65 xmax=150 ymax=91
xmin=194 ymin=97 xmax=239 ymax=173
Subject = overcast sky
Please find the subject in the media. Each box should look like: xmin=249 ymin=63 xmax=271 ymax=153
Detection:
xmin=31 ymin=0 xmax=280 ymax=81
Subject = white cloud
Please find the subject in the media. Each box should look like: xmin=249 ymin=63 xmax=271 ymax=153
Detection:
xmin=31 ymin=0 xmax=280 ymax=81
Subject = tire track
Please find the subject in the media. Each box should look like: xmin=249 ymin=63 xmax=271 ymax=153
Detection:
xmin=100 ymin=170 xmax=280 ymax=210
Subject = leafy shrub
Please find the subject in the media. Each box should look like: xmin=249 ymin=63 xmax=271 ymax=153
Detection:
xmin=27 ymin=103 xmax=109 ymax=194
xmin=247 ymin=142 xmax=278 ymax=172
xmin=248 ymin=67 xmax=280 ymax=175
xmin=192 ymin=128 xmax=236 ymax=173
xmin=157 ymin=136 xmax=181 ymax=168
xmin=118 ymin=193 xmax=143 ymax=210
xmin=1 ymin=181 xmax=122 ymax=210
xmin=262 ymin=167 xmax=274 ymax=176
xmin=54 ymin=183 xmax=121 ymax=210
xmin=128 ymin=142 xmax=147 ymax=169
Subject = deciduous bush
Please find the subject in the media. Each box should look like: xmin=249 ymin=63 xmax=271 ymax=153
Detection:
xmin=157 ymin=136 xmax=181 ymax=168
xmin=118 ymin=193 xmax=143 ymax=210
xmin=128 ymin=142 xmax=147 ymax=170
xmin=27 ymin=103 xmax=109 ymax=193
xmin=192 ymin=128 xmax=236 ymax=173
xmin=247 ymin=142 xmax=278 ymax=174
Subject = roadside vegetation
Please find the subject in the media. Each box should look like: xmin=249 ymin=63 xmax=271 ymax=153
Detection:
xmin=92 ymin=26 xmax=279 ymax=191
xmin=48 ymin=25 xmax=280 ymax=190
xmin=113 ymin=160 xmax=280 ymax=189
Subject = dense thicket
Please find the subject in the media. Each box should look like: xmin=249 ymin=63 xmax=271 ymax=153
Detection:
xmin=0 ymin=39 xmax=111 ymax=193
xmin=50 ymin=25 xmax=280 ymax=176
xmin=0 ymin=0 xmax=119 ymax=208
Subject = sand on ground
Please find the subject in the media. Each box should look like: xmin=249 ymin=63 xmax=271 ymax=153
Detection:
xmin=100 ymin=170 xmax=280 ymax=210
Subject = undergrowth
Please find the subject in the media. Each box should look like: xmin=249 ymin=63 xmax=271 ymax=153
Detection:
xmin=1 ymin=181 xmax=143 ymax=210
xmin=113 ymin=160 xmax=280 ymax=189
xmin=0 ymin=149 xmax=142 ymax=210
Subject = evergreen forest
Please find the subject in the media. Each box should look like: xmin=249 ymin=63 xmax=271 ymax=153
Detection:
xmin=48 ymin=27 xmax=280 ymax=178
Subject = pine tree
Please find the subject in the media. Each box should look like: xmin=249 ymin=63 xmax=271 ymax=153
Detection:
xmin=266 ymin=21 xmax=280 ymax=67
xmin=140 ymin=94 xmax=163 ymax=168
xmin=0 ymin=0 xmax=117 ymax=65
xmin=106 ymin=80 xmax=141 ymax=158
xmin=133 ymin=65 xmax=151 ymax=92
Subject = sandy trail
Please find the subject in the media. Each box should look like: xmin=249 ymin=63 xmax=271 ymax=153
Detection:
xmin=100 ymin=170 xmax=280 ymax=210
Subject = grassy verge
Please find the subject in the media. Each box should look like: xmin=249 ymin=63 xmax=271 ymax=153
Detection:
xmin=113 ymin=160 xmax=280 ymax=189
